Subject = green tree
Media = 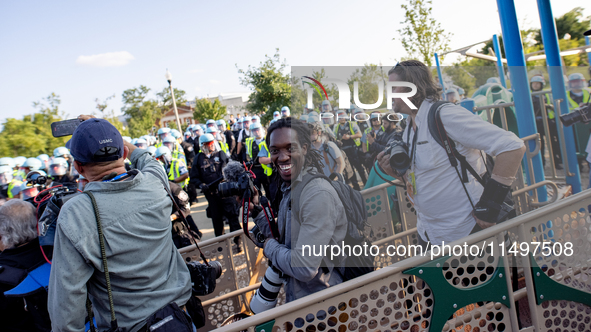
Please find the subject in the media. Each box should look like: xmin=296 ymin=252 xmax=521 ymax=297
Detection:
xmin=193 ymin=98 xmax=227 ymax=124
xmin=121 ymin=86 xmax=162 ymax=137
xmin=534 ymin=7 xmax=590 ymax=44
xmin=443 ymin=64 xmax=476 ymax=94
xmin=396 ymin=0 xmax=452 ymax=66
xmin=155 ymin=86 xmax=188 ymax=108
xmin=347 ymin=64 xmax=388 ymax=108
xmin=237 ymin=48 xmax=291 ymax=124
xmin=95 ymin=95 xmax=128 ymax=136
xmin=127 ymin=100 xmax=161 ymax=138
xmin=0 ymin=93 xmax=69 ymax=157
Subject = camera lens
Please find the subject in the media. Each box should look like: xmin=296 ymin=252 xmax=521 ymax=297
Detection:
xmin=559 ymin=110 xmax=582 ymax=127
xmin=218 ymin=182 xmax=241 ymax=197
xmin=209 ymin=260 xmax=223 ymax=279
xmin=389 ymin=144 xmax=411 ymax=174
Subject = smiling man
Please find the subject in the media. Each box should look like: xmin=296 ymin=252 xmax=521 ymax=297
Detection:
xmin=250 ymin=117 xmax=347 ymax=302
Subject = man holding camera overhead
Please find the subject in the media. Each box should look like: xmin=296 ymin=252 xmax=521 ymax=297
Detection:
xmin=377 ymin=61 xmax=525 ymax=246
xmin=48 ymin=116 xmax=192 ymax=332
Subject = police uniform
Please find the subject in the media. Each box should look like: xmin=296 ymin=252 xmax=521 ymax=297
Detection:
xmin=245 ymin=136 xmax=272 ymax=196
xmin=334 ymin=121 xmax=367 ymax=188
xmin=532 ymin=93 xmax=562 ymax=167
xmin=189 ymin=150 xmax=241 ymax=239
xmin=166 ymin=158 xmax=189 ymax=189
xmin=180 ymin=140 xmax=198 ymax=204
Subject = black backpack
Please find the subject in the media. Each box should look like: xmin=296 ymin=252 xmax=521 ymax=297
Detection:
xmin=427 ymin=101 xmax=515 ymax=222
xmin=291 ymin=172 xmax=375 ymax=281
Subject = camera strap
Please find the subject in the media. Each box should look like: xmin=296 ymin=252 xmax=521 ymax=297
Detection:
xmin=84 ymin=191 xmax=118 ymax=332
xmin=144 ymin=170 xmax=209 ymax=266
xmin=241 ymin=190 xmax=278 ymax=242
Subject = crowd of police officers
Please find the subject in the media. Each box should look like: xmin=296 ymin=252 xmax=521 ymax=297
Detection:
xmin=1 ymin=71 xmax=589 ymax=243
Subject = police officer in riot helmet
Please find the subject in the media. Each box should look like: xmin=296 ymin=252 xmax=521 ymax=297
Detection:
xmin=48 ymin=157 xmax=77 ymax=188
xmin=189 ymin=134 xmax=242 ymax=249
xmin=530 ymin=75 xmax=562 ymax=169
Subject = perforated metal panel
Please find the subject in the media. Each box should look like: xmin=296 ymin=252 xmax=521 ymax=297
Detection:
xmin=362 ymin=185 xmax=395 ymax=242
xmin=268 ymin=272 xmax=434 ymax=332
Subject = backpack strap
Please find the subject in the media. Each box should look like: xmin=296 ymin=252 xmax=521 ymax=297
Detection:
xmin=291 ymin=172 xmax=328 ymax=224
xmin=427 ymin=101 xmax=487 ymax=187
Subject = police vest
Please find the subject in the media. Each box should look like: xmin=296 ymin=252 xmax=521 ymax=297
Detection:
xmin=7 ymin=180 xmax=22 ymax=198
xmin=168 ymin=159 xmax=188 ymax=188
xmin=567 ymin=89 xmax=591 ymax=110
xmin=334 ymin=122 xmax=361 ymax=146
xmin=364 ymin=126 xmax=384 ymax=150
xmin=245 ymin=137 xmax=272 ymax=176
xmin=539 ymin=93 xmax=555 ymax=119
xmin=220 ymin=141 xmax=229 ymax=154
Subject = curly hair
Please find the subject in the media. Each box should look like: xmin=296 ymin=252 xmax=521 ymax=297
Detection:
xmin=388 ymin=60 xmax=442 ymax=110
xmin=265 ymin=117 xmax=324 ymax=174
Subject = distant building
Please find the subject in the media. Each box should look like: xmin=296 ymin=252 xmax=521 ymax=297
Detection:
xmin=161 ymin=105 xmax=197 ymax=129
xmin=206 ymin=92 xmax=251 ymax=120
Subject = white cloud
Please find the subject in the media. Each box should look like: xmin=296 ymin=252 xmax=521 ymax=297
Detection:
xmin=76 ymin=51 xmax=135 ymax=67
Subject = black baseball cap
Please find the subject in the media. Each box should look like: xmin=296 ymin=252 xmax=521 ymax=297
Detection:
xmin=66 ymin=118 xmax=124 ymax=163
xmin=585 ymin=29 xmax=591 ymax=36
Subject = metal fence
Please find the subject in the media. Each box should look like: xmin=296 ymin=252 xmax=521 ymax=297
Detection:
xmin=210 ymin=189 xmax=591 ymax=332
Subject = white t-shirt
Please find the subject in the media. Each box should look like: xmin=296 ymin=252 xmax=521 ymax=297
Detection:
xmin=404 ymin=99 xmax=524 ymax=245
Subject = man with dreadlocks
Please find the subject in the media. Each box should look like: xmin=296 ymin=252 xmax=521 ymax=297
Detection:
xmin=249 ymin=117 xmax=347 ymax=302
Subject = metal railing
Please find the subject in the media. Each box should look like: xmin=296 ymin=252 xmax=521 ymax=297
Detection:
xmin=211 ymin=189 xmax=591 ymax=332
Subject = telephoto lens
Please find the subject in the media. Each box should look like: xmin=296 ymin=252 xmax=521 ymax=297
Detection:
xmin=249 ymin=266 xmax=284 ymax=314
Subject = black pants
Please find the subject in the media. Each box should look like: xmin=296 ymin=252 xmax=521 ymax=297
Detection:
xmin=252 ymin=166 xmax=271 ymax=197
xmin=536 ymin=118 xmax=562 ymax=166
xmin=186 ymin=182 xmax=198 ymax=203
xmin=204 ymin=191 xmax=242 ymax=240
xmin=343 ymin=146 xmax=367 ymax=188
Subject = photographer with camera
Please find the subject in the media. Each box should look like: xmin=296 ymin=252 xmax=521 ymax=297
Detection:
xmin=308 ymin=115 xmax=345 ymax=179
xmin=189 ymin=133 xmax=242 ymax=247
xmin=48 ymin=116 xmax=193 ymax=332
xmin=248 ymin=117 xmax=347 ymax=303
xmin=377 ymin=60 xmax=525 ymax=246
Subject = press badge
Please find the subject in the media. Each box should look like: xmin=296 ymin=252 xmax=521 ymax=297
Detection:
xmin=409 ymin=172 xmax=417 ymax=195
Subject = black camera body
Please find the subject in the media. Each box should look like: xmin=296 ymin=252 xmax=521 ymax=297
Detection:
xmin=187 ymin=260 xmax=223 ymax=296
xmin=218 ymin=172 xmax=256 ymax=198
xmin=559 ymin=103 xmax=591 ymax=127
xmin=384 ymin=132 xmax=411 ymax=175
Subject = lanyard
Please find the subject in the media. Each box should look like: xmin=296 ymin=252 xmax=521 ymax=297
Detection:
xmin=406 ymin=119 xmax=419 ymax=167
xmin=102 ymin=171 xmax=135 ymax=183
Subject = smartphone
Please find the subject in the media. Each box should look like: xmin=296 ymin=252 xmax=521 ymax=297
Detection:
xmin=51 ymin=118 xmax=82 ymax=137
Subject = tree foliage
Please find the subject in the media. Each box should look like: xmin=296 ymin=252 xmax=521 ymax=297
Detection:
xmin=534 ymin=7 xmax=590 ymax=44
xmin=237 ymin=48 xmax=291 ymax=124
xmin=95 ymin=95 xmax=128 ymax=136
xmin=347 ymin=64 xmax=388 ymax=108
xmin=0 ymin=93 xmax=69 ymax=157
xmin=156 ymin=86 xmax=187 ymax=108
xmin=121 ymin=86 xmax=162 ymax=137
xmin=193 ymin=98 xmax=227 ymax=124
xmin=396 ymin=0 xmax=452 ymax=66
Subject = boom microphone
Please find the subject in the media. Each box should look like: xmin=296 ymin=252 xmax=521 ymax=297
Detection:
xmin=223 ymin=161 xmax=247 ymax=182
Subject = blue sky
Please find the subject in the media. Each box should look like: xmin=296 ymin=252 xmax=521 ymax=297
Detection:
xmin=0 ymin=0 xmax=588 ymax=123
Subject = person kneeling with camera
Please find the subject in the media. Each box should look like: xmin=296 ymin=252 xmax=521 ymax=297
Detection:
xmin=48 ymin=116 xmax=193 ymax=331
xmin=377 ymin=61 xmax=525 ymax=247
xmin=249 ymin=118 xmax=347 ymax=303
